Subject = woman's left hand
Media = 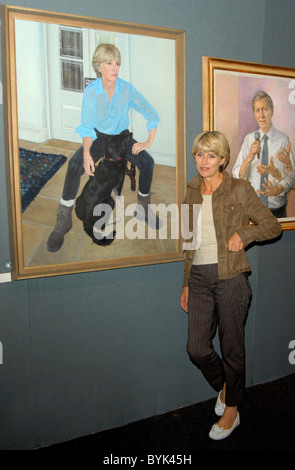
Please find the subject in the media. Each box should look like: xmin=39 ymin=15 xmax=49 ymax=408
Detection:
xmin=132 ymin=140 xmax=151 ymax=155
xmin=228 ymin=232 xmax=244 ymax=251
xmin=132 ymin=128 xmax=157 ymax=155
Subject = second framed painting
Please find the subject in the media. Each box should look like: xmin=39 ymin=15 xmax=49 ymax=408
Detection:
xmin=203 ymin=56 xmax=295 ymax=230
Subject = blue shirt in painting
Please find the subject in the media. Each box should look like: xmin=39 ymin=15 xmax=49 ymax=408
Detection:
xmin=76 ymin=77 xmax=160 ymax=141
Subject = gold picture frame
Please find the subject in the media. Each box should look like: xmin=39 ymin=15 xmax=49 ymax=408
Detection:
xmin=1 ymin=5 xmax=186 ymax=279
xmin=202 ymin=56 xmax=295 ymax=230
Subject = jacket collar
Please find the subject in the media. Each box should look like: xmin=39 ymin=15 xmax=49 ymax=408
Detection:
xmin=187 ymin=170 xmax=232 ymax=195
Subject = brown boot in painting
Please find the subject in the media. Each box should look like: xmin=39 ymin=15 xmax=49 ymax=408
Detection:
xmin=46 ymin=203 xmax=73 ymax=252
xmin=135 ymin=193 xmax=162 ymax=230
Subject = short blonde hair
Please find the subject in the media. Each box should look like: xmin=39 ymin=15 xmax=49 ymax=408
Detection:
xmin=192 ymin=131 xmax=230 ymax=171
xmin=92 ymin=43 xmax=121 ymax=77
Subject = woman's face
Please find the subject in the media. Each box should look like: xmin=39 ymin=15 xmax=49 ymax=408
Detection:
xmin=99 ymin=59 xmax=120 ymax=82
xmin=194 ymin=149 xmax=225 ymax=179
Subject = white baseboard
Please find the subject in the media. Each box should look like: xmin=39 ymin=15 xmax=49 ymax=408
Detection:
xmin=0 ymin=273 xmax=12 ymax=283
xmin=18 ymin=126 xmax=49 ymax=143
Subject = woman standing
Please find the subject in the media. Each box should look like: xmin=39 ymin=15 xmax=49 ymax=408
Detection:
xmin=47 ymin=43 xmax=160 ymax=252
xmin=180 ymin=131 xmax=281 ymax=440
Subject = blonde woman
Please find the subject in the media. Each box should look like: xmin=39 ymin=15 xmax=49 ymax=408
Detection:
xmin=47 ymin=44 xmax=160 ymax=252
xmin=181 ymin=131 xmax=281 ymax=440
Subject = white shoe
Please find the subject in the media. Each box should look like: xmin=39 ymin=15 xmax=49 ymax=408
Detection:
xmin=209 ymin=412 xmax=240 ymax=440
xmin=215 ymin=390 xmax=226 ymax=416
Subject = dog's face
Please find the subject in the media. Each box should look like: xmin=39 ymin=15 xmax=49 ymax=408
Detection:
xmin=104 ymin=130 xmax=133 ymax=162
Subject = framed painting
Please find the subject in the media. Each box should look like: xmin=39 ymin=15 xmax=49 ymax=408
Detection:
xmin=202 ymin=56 xmax=295 ymax=230
xmin=1 ymin=5 xmax=186 ymax=279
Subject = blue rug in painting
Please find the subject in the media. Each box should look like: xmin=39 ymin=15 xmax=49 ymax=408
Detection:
xmin=20 ymin=148 xmax=67 ymax=212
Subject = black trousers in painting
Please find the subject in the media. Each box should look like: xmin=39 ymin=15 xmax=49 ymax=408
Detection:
xmin=62 ymin=133 xmax=154 ymax=201
xmin=187 ymin=264 xmax=252 ymax=407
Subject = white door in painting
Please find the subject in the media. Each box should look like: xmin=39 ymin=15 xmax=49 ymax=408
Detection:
xmin=47 ymin=25 xmax=93 ymax=143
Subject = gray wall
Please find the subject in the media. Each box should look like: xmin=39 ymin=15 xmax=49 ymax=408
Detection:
xmin=0 ymin=0 xmax=295 ymax=450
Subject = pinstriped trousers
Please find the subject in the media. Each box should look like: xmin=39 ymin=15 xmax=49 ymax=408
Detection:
xmin=187 ymin=264 xmax=252 ymax=407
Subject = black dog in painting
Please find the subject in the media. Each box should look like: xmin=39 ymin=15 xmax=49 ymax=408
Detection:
xmin=75 ymin=129 xmax=133 ymax=246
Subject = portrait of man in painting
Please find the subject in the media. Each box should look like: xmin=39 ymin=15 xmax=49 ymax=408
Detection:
xmin=213 ymin=70 xmax=295 ymax=220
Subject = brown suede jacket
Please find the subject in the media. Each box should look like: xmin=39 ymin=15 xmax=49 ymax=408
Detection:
xmin=182 ymin=171 xmax=282 ymax=286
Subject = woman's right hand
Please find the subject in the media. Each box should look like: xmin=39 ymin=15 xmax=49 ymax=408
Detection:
xmin=180 ymin=287 xmax=189 ymax=313
xmin=83 ymin=136 xmax=95 ymax=176
xmin=83 ymin=152 xmax=95 ymax=176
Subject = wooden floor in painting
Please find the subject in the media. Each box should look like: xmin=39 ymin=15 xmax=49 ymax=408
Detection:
xmin=20 ymin=139 xmax=178 ymax=269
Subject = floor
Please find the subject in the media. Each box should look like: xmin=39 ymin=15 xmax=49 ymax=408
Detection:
xmin=39 ymin=373 xmax=295 ymax=453
xmin=20 ymin=139 xmax=177 ymax=269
